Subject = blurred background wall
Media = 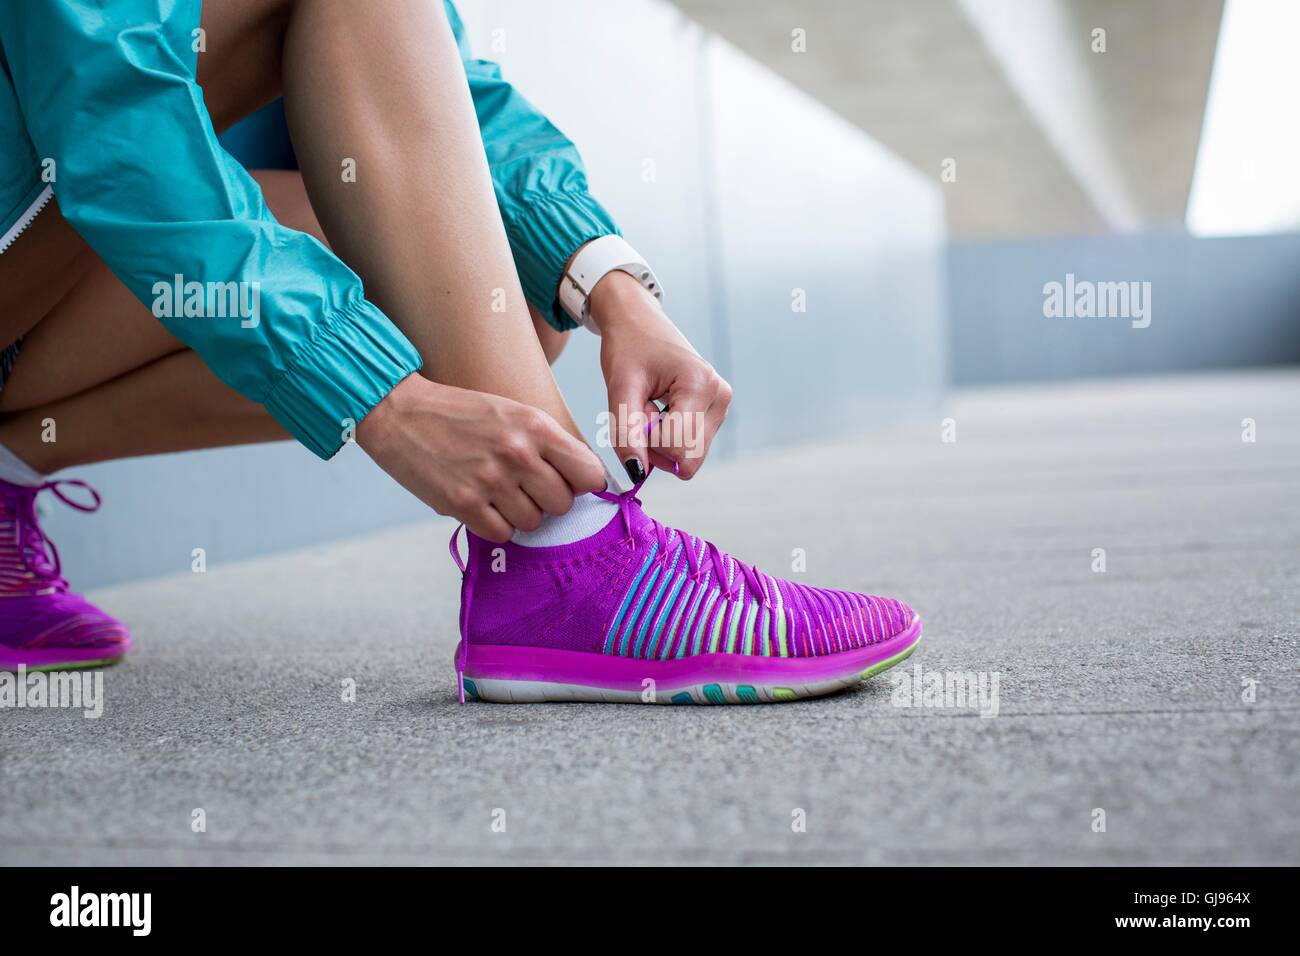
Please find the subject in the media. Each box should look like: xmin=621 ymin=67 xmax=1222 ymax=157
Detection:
xmin=949 ymin=231 xmax=1300 ymax=384
xmin=48 ymin=0 xmax=947 ymax=589
xmin=679 ymin=0 xmax=1300 ymax=384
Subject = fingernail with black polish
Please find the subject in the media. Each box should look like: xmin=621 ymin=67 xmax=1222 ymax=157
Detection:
xmin=623 ymin=458 xmax=646 ymax=483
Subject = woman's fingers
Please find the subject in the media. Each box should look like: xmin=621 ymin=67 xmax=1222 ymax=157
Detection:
xmin=466 ymin=505 xmax=514 ymax=544
xmin=606 ymin=374 xmax=653 ymax=481
xmin=650 ymin=371 xmax=732 ymax=479
xmin=536 ymin=414 xmax=607 ymax=494
xmin=685 ymin=382 xmax=733 ymax=478
xmin=474 ymin=458 xmax=581 ymax=541
xmin=495 ymin=408 xmax=601 ymax=533
xmin=356 ymin=377 xmax=607 ymax=540
xmin=493 ymin=485 xmax=545 ymax=535
xmin=521 ymin=461 xmax=579 ymax=517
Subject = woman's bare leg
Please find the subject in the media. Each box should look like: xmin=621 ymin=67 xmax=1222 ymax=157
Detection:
xmin=531 ymin=308 xmax=571 ymax=366
xmin=275 ymin=0 xmax=582 ymax=436
xmin=0 ymin=202 xmax=91 ymax=356
xmin=253 ymin=171 xmax=569 ymax=368
xmin=0 ymin=351 xmax=286 ymax=474
xmin=0 ymin=256 xmax=182 ymax=413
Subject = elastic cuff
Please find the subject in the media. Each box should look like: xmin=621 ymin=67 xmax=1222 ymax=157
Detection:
xmin=262 ymin=300 xmax=423 ymax=460
xmin=504 ymin=190 xmax=620 ymax=332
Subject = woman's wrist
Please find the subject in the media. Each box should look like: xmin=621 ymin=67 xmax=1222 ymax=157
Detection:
xmin=355 ymin=373 xmax=425 ymax=452
xmin=588 ymin=269 xmax=659 ymax=332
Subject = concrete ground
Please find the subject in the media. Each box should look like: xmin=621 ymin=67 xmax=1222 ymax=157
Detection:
xmin=2 ymin=371 xmax=1297 ymax=865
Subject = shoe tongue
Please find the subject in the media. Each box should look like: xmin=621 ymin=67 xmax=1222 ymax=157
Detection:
xmin=633 ymin=501 xmax=667 ymax=542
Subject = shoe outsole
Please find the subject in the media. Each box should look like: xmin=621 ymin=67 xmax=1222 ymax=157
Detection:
xmin=17 ymin=655 xmax=126 ymax=673
xmin=462 ymin=615 xmax=922 ymax=704
xmin=0 ymin=646 xmax=129 ymax=672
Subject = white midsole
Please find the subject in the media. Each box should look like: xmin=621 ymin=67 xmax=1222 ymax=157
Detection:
xmin=464 ymin=636 xmax=922 ymax=704
xmin=0 ymin=185 xmax=54 ymax=256
xmin=466 ymin=673 xmax=868 ymax=704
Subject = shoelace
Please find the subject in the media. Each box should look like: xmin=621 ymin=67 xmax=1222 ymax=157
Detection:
xmin=447 ymin=461 xmax=768 ymax=704
xmin=1 ymin=479 xmax=102 ymax=594
xmin=593 ymin=477 xmax=768 ymax=606
xmin=448 ymin=522 xmax=473 ymax=704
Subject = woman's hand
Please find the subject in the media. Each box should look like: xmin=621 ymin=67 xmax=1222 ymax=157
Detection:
xmin=356 ymin=374 xmax=607 ymax=542
xmin=592 ymin=271 xmax=732 ymax=482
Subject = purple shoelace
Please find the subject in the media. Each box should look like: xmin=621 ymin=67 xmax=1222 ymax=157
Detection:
xmin=448 ymin=522 xmax=473 ymax=704
xmin=1 ymin=479 xmax=102 ymax=596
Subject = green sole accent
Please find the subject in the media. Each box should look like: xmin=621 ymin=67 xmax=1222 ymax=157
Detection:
xmin=736 ymin=685 xmax=760 ymax=704
xmin=773 ymin=688 xmax=798 ymax=701
xmin=462 ymin=678 xmax=479 ymax=698
xmin=860 ymin=639 xmax=920 ymax=681
xmin=15 ymin=657 xmax=124 ymax=674
xmin=670 ymin=691 xmax=693 ymax=704
xmin=703 ymin=684 xmax=726 ymax=704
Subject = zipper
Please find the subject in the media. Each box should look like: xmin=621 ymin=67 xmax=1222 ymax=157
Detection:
xmin=0 ymin=185 xmax=54 ymax=256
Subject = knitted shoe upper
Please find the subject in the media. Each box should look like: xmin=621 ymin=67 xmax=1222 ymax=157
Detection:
xmin=460 ymin=488 xmax=914 ymax=661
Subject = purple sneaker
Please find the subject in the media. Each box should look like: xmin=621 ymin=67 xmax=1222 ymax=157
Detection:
xmin=0 ymin=477 xmax=131 ymax=672
xmin=450 ymin=471 xmax=921 ymax=704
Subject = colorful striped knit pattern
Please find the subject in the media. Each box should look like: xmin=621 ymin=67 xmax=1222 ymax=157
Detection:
xmin=600 ymin=527 xmax=910 ymax=660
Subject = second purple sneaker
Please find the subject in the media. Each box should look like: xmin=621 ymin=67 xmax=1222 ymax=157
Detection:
xmin=0 ymin=477 xmax=131 ymax=672
xmin=451 ymin=472 xmax=921 ymax=704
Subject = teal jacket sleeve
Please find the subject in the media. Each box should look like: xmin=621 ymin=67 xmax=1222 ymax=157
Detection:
xmin=0 ymin=0 xmax=421 ymax=460
xmin=444 ymin=2 xmax=621 ymax=332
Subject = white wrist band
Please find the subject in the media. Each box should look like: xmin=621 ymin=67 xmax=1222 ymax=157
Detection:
xmin=558 ymin=234 xmax=663 ymax=335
